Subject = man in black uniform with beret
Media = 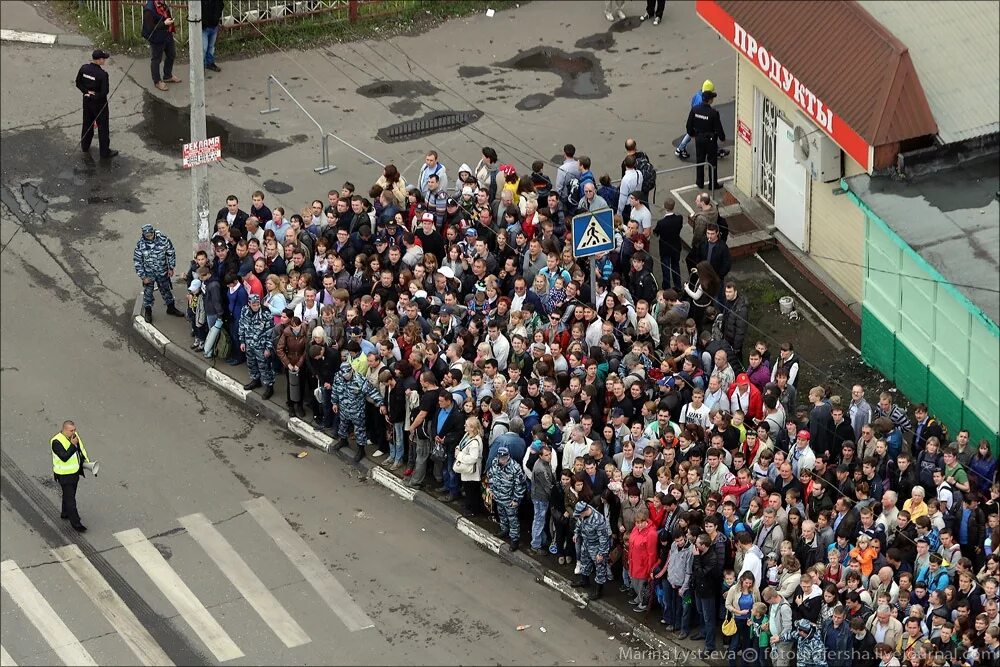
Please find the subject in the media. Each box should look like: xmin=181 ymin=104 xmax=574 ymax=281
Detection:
xmin=686 ymin=90 xmax=724 ymax=191
xmin=75 ymin=49 xmax=118 ymax=159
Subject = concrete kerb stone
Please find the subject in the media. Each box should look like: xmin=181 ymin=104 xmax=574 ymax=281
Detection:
xmin=133 ymin=316 xmax=169 ymax=354
xmin=287 ymin=417 xmax=334 ymax=452
xmin=206 ymin=368 xmax=249 ymax=402
xmin=128 ymin=292 xmax=682 ymax=653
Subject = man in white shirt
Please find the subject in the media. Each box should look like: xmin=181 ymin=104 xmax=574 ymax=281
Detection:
xmin=487 ymin=322 xmax=510 ymax=372
xmin=561 ymin=426 xmax=592 ymax=471
xmin=418 ymin=150 xmax=447 ymax=195
xmin=618 ymin=156 xmax=643 ymax=213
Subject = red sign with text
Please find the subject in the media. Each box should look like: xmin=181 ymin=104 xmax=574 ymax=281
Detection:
xmin=696 ymin=0 xmax=870 ymax=171
xmin=738 ymin=119 xmax=752 ymax=145
xmin=182 ymin=136 xmax=222 ymax=169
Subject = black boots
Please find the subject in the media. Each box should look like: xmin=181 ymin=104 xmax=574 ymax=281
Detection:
xmin=570 ymin=575 xmax=590 ymax=589
xmin=244 ymin=379 xmax=262 ymax=390
xmin=165 ymin=304 xmax=185 ymax=317
xmin=332 ymin=437 xmax=347 ymax=452
xmin=588 ymin=581 xmax=604 ymax=600
xmin=261 ymin=385 xmax=274 ymax=400
xmin=143 ymin=306 xmax=152 ymax=323
xmin=352 ymin=444 xmax=365 ymax=462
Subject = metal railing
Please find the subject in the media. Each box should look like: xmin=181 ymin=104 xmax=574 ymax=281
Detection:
xmin=259 ymin=75 xmax=388 ymax=174
xmin=259 ymin=75 xmax=337 ymax=174
xmin=77 ymin=0 xmax=422 ymax=45
xmin=611 ymin=162 xmax=719 ymax=204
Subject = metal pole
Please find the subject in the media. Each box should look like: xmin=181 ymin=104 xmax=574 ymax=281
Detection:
xmin=188 ymin=1 xmax=210 ymax=253
xmin=260 ymin=76 xmax=279 ymax=114
xmin=590 ymin=260 xmax=598 ymax=309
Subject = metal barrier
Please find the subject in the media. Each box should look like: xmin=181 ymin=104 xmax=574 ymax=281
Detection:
xmin=613 ymin=161 xmax=718 ymax=205
xmin=259 ymin=75 xmax=337 ymax=174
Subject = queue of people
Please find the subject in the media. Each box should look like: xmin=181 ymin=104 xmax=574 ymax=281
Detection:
xmin=175 ymin=142 xmax=999 ymax=667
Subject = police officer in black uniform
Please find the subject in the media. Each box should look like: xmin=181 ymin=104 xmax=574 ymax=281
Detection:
xmin=686 ymin=89 xmax=725 ymax=191
xmin=75 ymin=49 xmax=118 ymax=159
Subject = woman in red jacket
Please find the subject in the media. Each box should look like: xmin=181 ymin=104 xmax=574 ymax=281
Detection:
xmin=627 ymin=507 xmax=659 ymax=613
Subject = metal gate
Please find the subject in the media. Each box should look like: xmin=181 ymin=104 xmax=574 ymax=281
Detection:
xmin=754 ymin=90 xmax=777 ymax=209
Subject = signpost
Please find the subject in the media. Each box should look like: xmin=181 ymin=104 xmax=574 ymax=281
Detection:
xmin=571 ymin=207 xmax=615 ymax=308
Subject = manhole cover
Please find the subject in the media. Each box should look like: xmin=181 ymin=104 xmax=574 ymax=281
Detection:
xmin=377 ymin=110 xmax=484 ymax=143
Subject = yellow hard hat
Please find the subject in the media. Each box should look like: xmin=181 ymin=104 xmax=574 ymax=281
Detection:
xmin=702 ymin=80 xmax=715 ymax=93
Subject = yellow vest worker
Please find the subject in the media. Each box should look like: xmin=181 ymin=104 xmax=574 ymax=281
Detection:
xmin=51 ymin=420 xmax=90 ymax=532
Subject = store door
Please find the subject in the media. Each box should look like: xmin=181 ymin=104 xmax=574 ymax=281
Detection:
xmin=773 ymin=116 xmax=808 ymax=251
xmin=753 ymin=90 xmax=777 ymax=209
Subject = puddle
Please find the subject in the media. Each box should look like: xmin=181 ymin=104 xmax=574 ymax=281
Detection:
xmin=457 ymin=65 xmax=492 ymax=78
xmin=263 ymin=179 xmax=293 ymax=194
xmin=134 ymin=92 xmax=287 ymax=161
xmin=388 ymin=99 xmax=422 ymax=116
xmin=515 ymin=93 xmax=554 ymax=111
xmin=356 ymin=80 xmax=441 ymax=98
xmin=610 ymin=16 xmax=643 ymax=32
xmin=575 ymin=33 xmax=615 ymax=50
xmin=495 ymin=47 xmax=609 ymax=99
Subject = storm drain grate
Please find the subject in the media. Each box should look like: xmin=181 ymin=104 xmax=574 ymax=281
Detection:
xmin=377 ymin=110 xmax=484 ymax=143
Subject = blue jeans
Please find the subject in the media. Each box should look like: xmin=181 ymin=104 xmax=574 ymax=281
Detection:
xmin=530 ymin=499 xmax=549 ymax=549
xmin=389 ymin=423 xmax=405 ymax=462
xmin=664 ymin=585 xmax=691 ymax=631
xmin=203 ymin=26 xmax=219 ymax=66
xmin=678 ymin=133 xmax=692 ymax=150
xmin=442 ymin=450 xmax=459 ymax=496
xmin=694 ymin=595 xmax=717 ymax=650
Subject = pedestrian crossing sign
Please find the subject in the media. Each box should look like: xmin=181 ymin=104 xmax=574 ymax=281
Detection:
xmin=572 ymin=207 xmax=614 ymax=257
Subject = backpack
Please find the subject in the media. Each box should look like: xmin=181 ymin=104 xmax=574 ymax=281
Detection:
xmin=634 ymin=152 xmax=657 ymax=195
xmin=215 ymin=327 xmax=232 ymax=360
xmin=566 ymin=173 xmax=595 ymax=208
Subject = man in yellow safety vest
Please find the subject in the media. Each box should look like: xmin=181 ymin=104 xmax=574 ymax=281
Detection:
xmin=51 ymin=420 xmax=90 ymax=532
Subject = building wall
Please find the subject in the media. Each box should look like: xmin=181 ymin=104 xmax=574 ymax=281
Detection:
xmin=852 ymin=190 xmax=1000 ymax=452
xmin=733 ymin=60 xmax=865 ymax=304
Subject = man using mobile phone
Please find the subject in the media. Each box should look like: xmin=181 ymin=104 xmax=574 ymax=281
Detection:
xmin=143 ymin=0 xmax=182 ymax=92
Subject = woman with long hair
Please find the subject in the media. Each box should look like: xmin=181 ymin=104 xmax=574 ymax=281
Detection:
xmin=684 ymin=259 xmax=721 ymax=326
xmin=454 ymin=416 xmax=484 ymax=516
xmin=375 ymin=164 xmax=408 ymax=208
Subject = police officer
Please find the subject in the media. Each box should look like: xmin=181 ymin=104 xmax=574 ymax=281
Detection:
xmin=75 ymin=49 xmax=118 ymax=159
xmin=570 ymin=500 xmax=613 ymax=599
xmin=239 ymin=294 xmax=275 ymax=398
xmin=686 ymin=89 xmax=725 ymax=191
xmin=51 ymin=420 xmax=92 ymax=533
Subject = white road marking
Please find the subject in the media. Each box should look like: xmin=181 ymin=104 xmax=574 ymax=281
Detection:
xmin=51 ymin=544 xmax=174 ymax=667
xmin=0 ymin=560 xmax=97 ymax=666
xmin=0 ymin=29 xmax=57 ymax=44
xmin=0 ymin=644 xmax=17 ymax=666
xmin=177 ymin=513 xmax=310 ymax=648
xmin=113 ymin=528 xmax=244 ymax=662
xmin=242 ymin=497 xmax=374 ymax=632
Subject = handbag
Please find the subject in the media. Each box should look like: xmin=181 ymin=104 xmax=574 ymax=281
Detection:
xmin=215 ymin=326 xmax=232 ymax=359
xmin=722 ymin=612 xmax=738 ymax=637
xmin=430 ymin=441 xmax=446 ymax=462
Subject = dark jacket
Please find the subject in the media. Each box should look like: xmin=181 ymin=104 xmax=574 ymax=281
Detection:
xmin=653 ymin=213 xmax=683 ymax=257
xmin=202 ymin=0 xmax=224 ymax=28
xmin=721 ymin=293 xmax=749 ymax=354
xmin=202 ymin=275 xmax=225 ymax=318
xmin=431 ymin=405 xmax=465 ymax=450
xmin=216 ymin=206 xmax=249 ymax=238
xmin=689 ymin=238 xmax=731 ymax=279
xmin=629 ymin=267 xmax=657 ymax=305
xmin=691 ymin=547 xmax=722 ymax=598
xmin=305 ymin=343 xmax=339 ymax=386
xmin=142 ymin=0 xmax=173 ymax=44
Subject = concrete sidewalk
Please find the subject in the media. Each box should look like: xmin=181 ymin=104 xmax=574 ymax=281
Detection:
xmin=0 ymin=1 xmax=92 ymax=47
xmin=130 ymin=287 xmax=712 ymax=663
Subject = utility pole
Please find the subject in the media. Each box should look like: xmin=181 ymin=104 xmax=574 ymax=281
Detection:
xmin=188 ymin=0 xmax=210 ymax=253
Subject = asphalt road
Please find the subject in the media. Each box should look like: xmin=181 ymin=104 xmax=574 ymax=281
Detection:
xmin=0 ymin=1 xmax=737 ymax=664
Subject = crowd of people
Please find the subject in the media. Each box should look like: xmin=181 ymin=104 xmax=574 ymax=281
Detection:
xmin=166 ymin=141 xmax=999 ymax=667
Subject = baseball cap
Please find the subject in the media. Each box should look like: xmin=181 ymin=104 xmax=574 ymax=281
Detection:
xmin=348 ymin=326 xmax=363 ymax=336
xmin=440 ymin=305 xmax=453 ymax=315
xmin=462 ymin=186 xmax=474 ymax=196
xmin=797 ymin=430 xmax=811 ymax=441
xmin=374 ymin=234 xmax=388 ymax=244
xmin=437 ymin=266 xmax=455 ymax=279
xmin=573 ymin=501 xmax=589 ymax=517
xmin=498 ymin=446 xmax=510 ymax=457
xmin=420 ymin=212 xmax=435 ymax=223
xmin=736 ymin=373 xmax=750 ymax=384
xmin=658 ymin=376 xmax=676 ymax=388
xmin=93 ymin=49 xmax=110 ymax=60
xmin=188 ymin=279 xmax=202 ymax=293
xmin=610 ymin=407 xmax=625 ymax=418
xmin=446 ymin=197 xmax=459 ymax=207
xmin=465 ymin=227 xmax=478 ymax=237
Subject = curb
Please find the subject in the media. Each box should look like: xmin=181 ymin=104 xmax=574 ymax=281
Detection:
xmin=128 ymin=293 xmax=684 ymax=653
xmin=0 ymin=29 xmax=92 ymax=47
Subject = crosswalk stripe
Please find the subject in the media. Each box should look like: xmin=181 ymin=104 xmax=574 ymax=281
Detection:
xmin=1 ymin=644 xmax=17 ymax=666
xmin=0 ymin=560 xmax=97 ymax=666
xmin=178 ymin=512 xmax=310 ymax=648
xmin=242 ymin=497 xmax=374 ymax=632
xmin=113 ymin=529 xmax=244 ymax=662
xmin=51 ymin=544 xmax=174 ymax=667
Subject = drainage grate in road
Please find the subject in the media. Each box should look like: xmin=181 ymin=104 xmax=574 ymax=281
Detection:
xmin=377 ymin=110 xmax=484 ymax=143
